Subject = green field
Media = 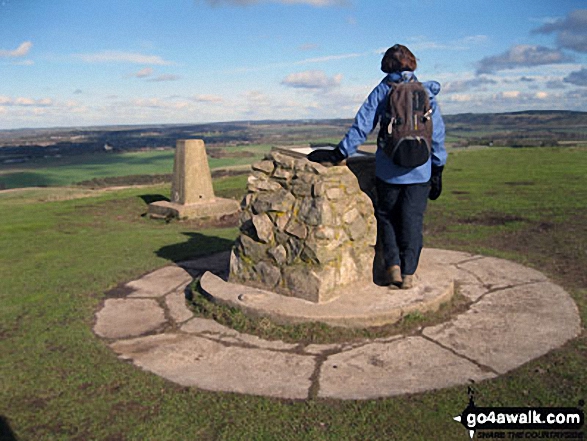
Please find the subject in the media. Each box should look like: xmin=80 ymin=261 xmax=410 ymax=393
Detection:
xmin=0 ymin=145 xmax=273 ymax=190
xmin=0 ymin=147 xmax=586 ymax=440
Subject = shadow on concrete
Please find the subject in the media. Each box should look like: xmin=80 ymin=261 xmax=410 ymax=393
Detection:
xmin=346 ymin=157 xmax=377 ymax=204
xmin=155 ymin=232 xmax=234 ymax=264
xmin=346 ymin=157 xmax=389 ymax=285
xmin=0 ymin=415 xmax=18 ymax=441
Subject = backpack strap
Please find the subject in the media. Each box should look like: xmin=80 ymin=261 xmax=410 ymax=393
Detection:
xmin=382 ymin=81 xmax=396 ymax=133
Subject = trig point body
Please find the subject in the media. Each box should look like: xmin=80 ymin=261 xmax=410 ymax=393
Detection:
xmin=148 ymin=139 xmax=239 ymax=220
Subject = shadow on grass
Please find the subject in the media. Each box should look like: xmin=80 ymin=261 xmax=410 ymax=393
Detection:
xmin=139 ymin=194 xmax=170 ymax=205
xmin=0 ymin=171 xmax=55 ymax=190
xmin=0 ymin=415 xmax=18 ymax=441
xmin=156 ymin=231 xmax=234 ymax=264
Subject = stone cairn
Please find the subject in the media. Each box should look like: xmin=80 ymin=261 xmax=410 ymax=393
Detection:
xmin=229 ymin=148 xmax=377 ymax=303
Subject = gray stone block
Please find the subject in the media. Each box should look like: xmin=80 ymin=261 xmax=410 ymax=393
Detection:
xmin=111 ymin=334 xmax=315 ymax=399
xmin=94 ymin=299 xmax=166 ymax=339
xmin=127 ymin=266 xmax=192 ymax=298
xmin=318 ymin=337 xmax=496 ymax=399
xmin=422 ymin=282 xmax=581 ymax=374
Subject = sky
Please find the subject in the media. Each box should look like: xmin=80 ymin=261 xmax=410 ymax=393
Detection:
xmin=0 ymin=0 xmax=586 ymax=129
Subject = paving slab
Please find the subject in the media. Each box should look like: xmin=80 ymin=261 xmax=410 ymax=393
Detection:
xmin=165 ymin=289 xmax=194 ymax=324
xmin=111 ymin=333 xmax=316 ymax=399
xmin=457 ymin=284 xmax=490 ymax=302
xmin=458 ymin=257 xmax=548 ymax=289
xmin=219 ymin=333 xmax=300 ymax=351
xmin=181 ymin=317 xmax=240 ymax=335
xmin=422 ymin=282 xmax=581 ymax=374
xmin=318 ymin=337 xmax=496 ymax=400
xmin=303 ymin=343 xmax=344 ymax=355
xmin=453 ymin=267 xmax=486 ymax=286
xmin=126 ymin=266 xmax=192 ymax=298
xmin=94 ymin=299 xmax=167 ymax=339
xmin=420 ymin=248 xmax=477 ymax=266
xmin=180 ymin=317 xmax=298 ymax=351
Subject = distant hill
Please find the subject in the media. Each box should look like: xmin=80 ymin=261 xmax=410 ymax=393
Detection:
xmin=444 ymin=110 xmax=587 ymax=130
xmin=1 ymin=111 xmax=585 ymax=163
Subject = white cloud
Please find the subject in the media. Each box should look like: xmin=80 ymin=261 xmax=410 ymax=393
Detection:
xmin=443 ymin=94 xmax=474 ymax=103
xmin=0 ymin=41 xmax=32 ymax=58
xmin=129 ymin=68 xmax=180 ymax=82
xmin=14 ymin=97 xmax=35 ymax=106
xmin=476 ymin=45 xmax=574 ymax=74
xmin=295 ymin=53 xmax=362 ymax=65
xmin=76 ymin=50 xmax=172 ymax=65
xmin=11 ymin=59 xmax=34 ymax=66
xmin=564 ymin=68 xmax=587 ymax=86
xmin=281 ymin=0 xmax=348 ymax=4
xmin=232 ymin=50 xmax=367 ymax=74
xmin=299 ymin=43 xmax=319 ymax=51
xmin=193 ymin=94 xmax=224 ymax=103
xmin=499 ymin=91 xmax=521 ymax=99
xmin=133 ymin=67 xmax=154 ymax=78
xmin=245 ymin=90 xmax=271 ymax=107
xmin=460 ymin=35 xmax=489 ymax=46
xmin=131 ymin=98 xmax=190 ymax=110
xmin=131 ymin=98 xmax=165 ymax=108
xmin=201 ymin=0 xmax=348 ymax=6
xmin=146 ymin=74 xmax=181 ymax=82
xmin=0 ymin=96 xmax=55 ymax=107
xmin=406 ymin=35 xmax=488 ymax=52
xmin=443 ymin=76 xmax=497 ymax=93
xmin=36 ymin=98 xmax=54 ymax=106
xmin=533 ymin=9 xmax=587 ymax=53
xmin=546 ymin=80 xmax=567 ymax=89
xmin=437 ymin=85 xmax=587 ymax=114
xmin=281 ymin=70 xmax=343 ymax=90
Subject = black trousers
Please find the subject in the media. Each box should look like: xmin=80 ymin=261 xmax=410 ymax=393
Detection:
xmin=375 ymin=178 xmax=429 ymax=276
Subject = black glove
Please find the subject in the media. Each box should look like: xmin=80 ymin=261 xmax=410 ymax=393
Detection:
xmin=307 ymin=148 xmax=346 ymax=166
xmin=429 ymin=165 xmax=444 ymax=200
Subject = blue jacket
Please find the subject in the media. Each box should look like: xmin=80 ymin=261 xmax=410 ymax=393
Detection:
xmin=338 ymin=71 xmax=447 ymax=184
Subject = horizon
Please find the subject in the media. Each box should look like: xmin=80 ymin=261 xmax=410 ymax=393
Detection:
xmin=0 ymin=1 xmax=586 ymax=130
xmin=1 ymin=108 xmax=587 ymax=133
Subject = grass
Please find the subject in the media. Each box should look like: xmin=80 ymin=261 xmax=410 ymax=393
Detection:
xmin=0 ymin=145 xmax=272 ymax=190
xmin=0 ymin=147 xmax=586 ymax=440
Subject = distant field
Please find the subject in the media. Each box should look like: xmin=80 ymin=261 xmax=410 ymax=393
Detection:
xmin=0 ymin=145 xmax=272 ymax=189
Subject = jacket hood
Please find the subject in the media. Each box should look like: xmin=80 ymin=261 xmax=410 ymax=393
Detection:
xmin=423 ymin=80 xmax=441 ymax=96
xmin=386 ymin=71 xmax=415 ymax=83
xmin=385 ymin=71 xmax=441 ymax=96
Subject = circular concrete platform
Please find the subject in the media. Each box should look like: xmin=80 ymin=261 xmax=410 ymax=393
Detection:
xmin=94 ymin=248 xmax=582 ymax=400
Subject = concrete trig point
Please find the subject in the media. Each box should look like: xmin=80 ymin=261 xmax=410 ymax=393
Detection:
xmin=148 ymin=139 xmax=239 ymax=220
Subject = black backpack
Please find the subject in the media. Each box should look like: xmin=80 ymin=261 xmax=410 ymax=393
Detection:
xmin=377 ymin=79 xmax=433 ymax=168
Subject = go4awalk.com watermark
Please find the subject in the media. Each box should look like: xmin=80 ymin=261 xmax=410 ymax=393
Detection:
xmin=453 ymin=388 xmax=585 ymax=439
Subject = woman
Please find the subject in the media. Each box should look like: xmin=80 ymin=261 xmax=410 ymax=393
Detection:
xmin=308 ymin=44 xmax=447 ymax=289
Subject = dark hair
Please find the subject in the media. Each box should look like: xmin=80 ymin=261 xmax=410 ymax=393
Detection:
xmin=381 ymin=44 xmax=417 ymax=73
